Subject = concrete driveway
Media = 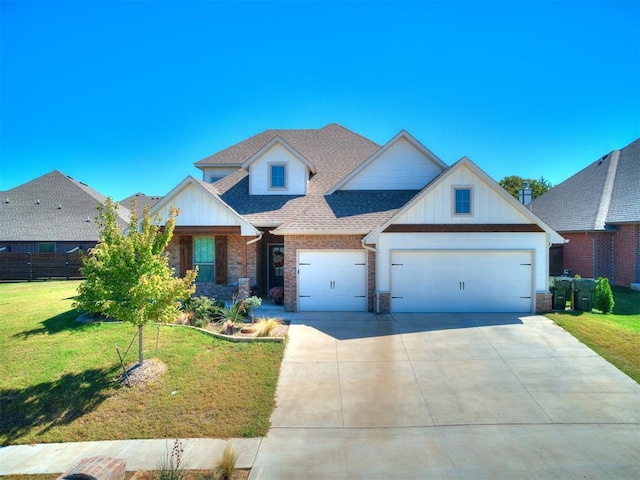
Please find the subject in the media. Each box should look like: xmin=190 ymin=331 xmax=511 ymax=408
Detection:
xmin=250 ymin=312 xmax=640 ymax=479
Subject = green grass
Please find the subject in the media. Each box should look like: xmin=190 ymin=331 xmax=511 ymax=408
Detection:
xmin=0 ymin=281 xmax=285 ymax=446
xmin=546 ymin=286 xmax=640 ymax=383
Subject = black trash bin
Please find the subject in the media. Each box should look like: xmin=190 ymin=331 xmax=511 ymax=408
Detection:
xmin=551 ymin=277 xmax=572 ymax=310
xmin=573 ymin=278 xmax=597 ymax=311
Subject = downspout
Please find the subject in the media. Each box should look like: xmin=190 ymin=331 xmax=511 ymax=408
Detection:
xmin=361 ymin=238 xmax=379 ymax=313
xmin=246 ymin=232 xmax=263 ymax=246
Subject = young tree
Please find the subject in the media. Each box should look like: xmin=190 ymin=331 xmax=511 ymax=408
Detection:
xmin=75 ymin=198 xmax=197 ymax=365
xmin=499 ymin=175 xmax=553 ymax=200
xmin=594 ymin=277 xmax=615 ymax=314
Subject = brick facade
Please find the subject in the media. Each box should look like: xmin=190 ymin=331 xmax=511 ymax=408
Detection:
xmin=283 ymin=235 xmax=372 ymax=312
xmin=166 ymin=234 xmax=257 ymax=300
xmin=561 ymin=233 xmax=594 ymax=278
xmin=614 ymin=224 xmax=640 ymax=285
xmin=562 ymin=226 xmax=640 ymax=286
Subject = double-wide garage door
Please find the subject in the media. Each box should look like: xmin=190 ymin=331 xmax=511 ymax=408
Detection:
xmin=391 ymin=250 xmax=533 ymax=313
xmin=298 ymin=250 xmax=367 ymax=311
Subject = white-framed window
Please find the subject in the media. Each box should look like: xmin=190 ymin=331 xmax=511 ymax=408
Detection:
xmin=453 ymin=186 xmax=473 ymax=215
xmin=38 ymin=242 xmax=56 ymax=253
xmin=269 ymin=163 xmax=287 ymax=189
xmin=194 ymin=237 xmax=215 ymax=283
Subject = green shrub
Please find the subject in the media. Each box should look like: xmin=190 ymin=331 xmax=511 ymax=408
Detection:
xmin=213 ymin=298 xmax=248 ymax=323
xmin=183 ymin=296 xmax=221 ymax=327
xmin=594 ymin=277 xmax=615 ymax=314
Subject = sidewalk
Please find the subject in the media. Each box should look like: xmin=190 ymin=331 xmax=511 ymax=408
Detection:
xmin=0 ymin=438 xmax=261 ymax=474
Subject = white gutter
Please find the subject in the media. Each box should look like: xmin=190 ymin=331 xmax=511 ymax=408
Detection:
xmin=246 ymin=231 xmax=263 ymax=245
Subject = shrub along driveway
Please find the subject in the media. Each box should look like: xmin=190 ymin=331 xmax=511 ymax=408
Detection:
xmin=252 ymin=312 xmax=640 ymax=479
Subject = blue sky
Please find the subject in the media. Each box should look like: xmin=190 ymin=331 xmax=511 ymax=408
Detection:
xmin=1 ymin=0 xmax=639 ymax=200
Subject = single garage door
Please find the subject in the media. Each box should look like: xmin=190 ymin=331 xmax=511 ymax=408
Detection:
xmin=298 ymin=250 xmax=367 ymax=311
xmin=391 ymin=250 xmax=533 ymax=313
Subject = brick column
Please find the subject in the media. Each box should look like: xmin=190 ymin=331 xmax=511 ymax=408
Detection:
xmin=377 ymin=292 xmax=391 ymax=314
xmin=536 ymin=291 xmax=552 ymax=313
xmin=238 ymin=277 xmax=250 ymax=300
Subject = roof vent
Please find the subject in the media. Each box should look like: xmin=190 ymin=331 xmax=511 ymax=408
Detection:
xmin=58 ymin=204 xmax=62 ymax=209
xmin=36 ymin=199 xmax=40 ymax=204
xmin=85 ymin=217 xmax=91 ymax=223
xmin=4 ymin=198 xmax=8 ymax=204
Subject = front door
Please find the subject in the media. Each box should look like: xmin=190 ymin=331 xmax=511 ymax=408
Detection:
xmin=268 ymin=244 xmax=285 ymax=291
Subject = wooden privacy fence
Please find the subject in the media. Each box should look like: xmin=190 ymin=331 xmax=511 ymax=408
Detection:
xmin=0 ymin=252 xmax=83 ymax=281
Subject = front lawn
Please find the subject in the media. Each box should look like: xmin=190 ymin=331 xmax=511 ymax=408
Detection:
xmin=0 ymin=281 xmax=285 ymax=446
xmin=546 ymin=286 xmax=640 ymax=383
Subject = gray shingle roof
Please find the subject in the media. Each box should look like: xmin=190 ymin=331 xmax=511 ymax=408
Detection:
xmin=120 ymin=192 xmax=163 ymax=218
xmin=607 ymin=138 xmax=640 ymax=224
xmin=203 ymin=124 xmax=418 ymax=233
xmin=199 ymin=123 xmax=381 ymax=194
xmin=0 ymin=170 xmax=130 ymax=242
xmin=531 ymin=138 xmax=640 ymax=231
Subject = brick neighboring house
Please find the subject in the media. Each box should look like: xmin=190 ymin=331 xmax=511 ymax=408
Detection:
xmin=0 ymin=170 xmax=129 ymax=280
xmin=530 ymin=138 xmax=640 ymax=288
xmin=151 ymin=123 xmax=563 ymax=313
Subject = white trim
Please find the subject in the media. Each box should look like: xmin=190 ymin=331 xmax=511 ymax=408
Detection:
xmin=452 ymin=185 xmax=474 ymax=216
xmin=268 ymin=162 xmax=288 ymax=190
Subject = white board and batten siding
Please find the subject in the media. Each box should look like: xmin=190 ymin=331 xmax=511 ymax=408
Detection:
xmin=341 ymin=137 xmax=443 ymax=190
xmin=395 ymin=164 xmax=531 ymax=225
xmin=153 ymin=182 xmax=255 ymax=235
xmin=297 ymin=250 xmax=367 ymax=311
xmin=248 ymin=143 xmax=308 ymax=195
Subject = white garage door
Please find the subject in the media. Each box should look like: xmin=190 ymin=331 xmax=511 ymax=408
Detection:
xmin=298 ymin=250 xmax=367 ymax=311
xmin=391 ymin=250 xmax=532 ymax=313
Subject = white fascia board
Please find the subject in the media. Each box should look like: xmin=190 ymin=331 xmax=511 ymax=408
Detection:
xmin=327 ymin=130 xmax=447 ymax=194
xmin=195 ymin=162 xmax=243 ymax=170
xmin=148 ymin=176 xmax=259 ymax=237
xmin=240 ymin=136 xmax=316 ymax=174
xmin=270 ymin=228 xmax=371 ymax=236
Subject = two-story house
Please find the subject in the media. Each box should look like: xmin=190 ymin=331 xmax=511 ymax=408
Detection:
xmin=149 ymin=124 xmax=563 ymax=313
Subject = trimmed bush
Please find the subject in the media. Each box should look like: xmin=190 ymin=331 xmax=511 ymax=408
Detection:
xmin=594 ymin=277 xmax=615 ymax=314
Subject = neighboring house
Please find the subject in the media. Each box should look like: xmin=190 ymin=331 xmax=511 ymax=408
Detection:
xmin=151 ymin=123 xmax=563 ymax=313
xmin=0 ymin=170 xmax=129 ymax=280
xmin=531 ymin=138 xmax=640 ymax=288
xmin=120 ymin=192 xmax=163 ymax=218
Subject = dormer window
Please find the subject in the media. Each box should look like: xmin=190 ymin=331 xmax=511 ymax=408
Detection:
xmin=270 ymin=163 xmax=287 ymax=190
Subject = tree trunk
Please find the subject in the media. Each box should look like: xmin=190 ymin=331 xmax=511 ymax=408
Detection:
xmin=138 ymin=324 xmax=144 ymax=365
